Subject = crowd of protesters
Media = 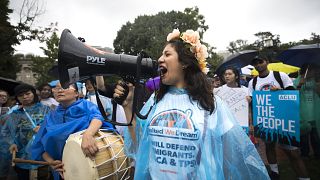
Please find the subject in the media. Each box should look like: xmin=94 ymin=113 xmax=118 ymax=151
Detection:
xmin=0 ymin=31 xmax=319 ymax=180
xmin=0 ymin=78 xmax=126 ymax=180
xmin=212 ymin=58 xmax=320 ymax=180
xmin=0 ymin=62 xmax=319 ymax=180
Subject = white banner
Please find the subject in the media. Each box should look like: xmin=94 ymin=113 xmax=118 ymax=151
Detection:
xmin=214 ymin=87 xmax=249 ymax=128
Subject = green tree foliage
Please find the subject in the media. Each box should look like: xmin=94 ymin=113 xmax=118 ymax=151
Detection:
xmin=114 ymin=7 xmax=208 ymax=58
xmin=31 ymin=29 xmax=59 ymax=86
xmin=227 ymin=32 xmax=320 ymax=55
xmin=0 ymin=0 xmax=20 ymax=79
xmin=207 ymin=48 xmax=223 ymax=77
xmin=253 ymin=32 xmax=281 ymax=49
xmin=227 ymin=32 xmax=281 ymax=52
xmin=224 ymin=32 xmax=320 ymax=70
xmin=226 ymin=31 xmax=282 ymax=62
xmin=227 ymin=39 xmax=252 ymax=53
xmin=1 ymin=0 xmax=52 ymax=79
xmin=113 ymin=7 xmax=222 ymax=75
xmin=279 ymin=33 xmax=320 ymax=52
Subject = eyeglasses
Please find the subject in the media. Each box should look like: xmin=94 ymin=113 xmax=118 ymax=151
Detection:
xmin=52 ymin=85 xmax=76 ymax=92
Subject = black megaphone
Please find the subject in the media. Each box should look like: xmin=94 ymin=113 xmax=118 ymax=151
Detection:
xmin=58 ymin=29 xmax=158 ymax=88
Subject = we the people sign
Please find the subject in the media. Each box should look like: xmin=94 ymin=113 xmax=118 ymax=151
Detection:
xmin=252 ymin=90 xmax=300 ymax=146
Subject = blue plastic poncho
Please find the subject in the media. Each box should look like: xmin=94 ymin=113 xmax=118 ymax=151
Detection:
xmin=0 ymin=114 xmax=12 ymax=176
xmin=294 ymin=76 xmax=320 ymax=136
xmin=32 ymin=99 xmax=114 ymax=180
xmin=124 ymin=87 xmax=270 ymax=179
xmin=31 ymin=99 xmax=114 ymax=162
xmin=0 ymin=103 xmax=50 ymax=170
xmin=0 ymin=106 xmax=19 ymax=177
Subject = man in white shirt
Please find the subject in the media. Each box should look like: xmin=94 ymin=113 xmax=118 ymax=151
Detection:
xmin=247 ymin=56 xmax=309 ymax=180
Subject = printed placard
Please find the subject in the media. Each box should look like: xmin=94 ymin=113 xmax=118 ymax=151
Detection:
xmin=214 ymin=87 xmax=249 ymax=131
xmin=252 ymin=90 xmax=300 ymax=146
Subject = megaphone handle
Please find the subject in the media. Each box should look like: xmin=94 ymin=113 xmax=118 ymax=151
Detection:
xmin=113 ymin=81 xmax=129 ymax=105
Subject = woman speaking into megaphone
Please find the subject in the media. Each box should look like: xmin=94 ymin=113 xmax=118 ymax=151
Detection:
xmin=113 ymin=29 xmax=269 ymax=179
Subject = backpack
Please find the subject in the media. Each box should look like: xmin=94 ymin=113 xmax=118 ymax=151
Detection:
xmin=253 ymin=71 xmax=284 ymax=90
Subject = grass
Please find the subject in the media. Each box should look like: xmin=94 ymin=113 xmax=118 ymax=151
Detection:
xmin=279 ymin=156 xmax=320 ymax=179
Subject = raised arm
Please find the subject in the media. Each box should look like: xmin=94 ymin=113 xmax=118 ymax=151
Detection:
xmin=113 ymin=83 xmax=137 ymax=145
xmin=96 ymin=76 xmax=106 ymax=92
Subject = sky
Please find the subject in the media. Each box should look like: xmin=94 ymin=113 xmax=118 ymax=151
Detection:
xmin=9 ymin=0 xmax=320 ymax=57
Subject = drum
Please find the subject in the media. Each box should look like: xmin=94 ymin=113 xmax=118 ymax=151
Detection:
xmin=62 ymin=129 xmax=132 ymax=180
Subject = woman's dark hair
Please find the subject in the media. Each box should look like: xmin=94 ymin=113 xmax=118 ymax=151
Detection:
xmin=156 ymin=39 xmax=215 ymax=113
xmin=14 ymin=84 xmax=39 ymax=104
xmin=37 ymin=83 xmax=54 ymax=98
xmin=37 ymin=83 xmax=51 ymax=91
xmin=223 ymin=66 xmax=241 ymax=87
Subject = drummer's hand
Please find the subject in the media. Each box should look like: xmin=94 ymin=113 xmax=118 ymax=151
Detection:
xmin=9 ymin=144 xmax=18 ymax=154
xmin=114 ymin=82 xmax=134 ymax=108
xmin=50 ymin=160 xmax=64 ymax=177
xmin=81 ymin=132 xmax=98 ymax=159
xmin=33 ymin=126 xmax=40 ymax=133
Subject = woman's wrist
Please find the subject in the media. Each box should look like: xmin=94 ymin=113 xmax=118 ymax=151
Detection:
xmin=83 ymin=130 xmax=95 ymax=137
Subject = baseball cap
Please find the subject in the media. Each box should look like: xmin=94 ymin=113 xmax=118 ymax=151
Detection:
xmin=250 ymin=55 xmax=267 ymax=65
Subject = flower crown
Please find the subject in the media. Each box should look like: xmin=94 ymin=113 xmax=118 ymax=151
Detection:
xmin=167 ymin=29 xmax=209 ymax=74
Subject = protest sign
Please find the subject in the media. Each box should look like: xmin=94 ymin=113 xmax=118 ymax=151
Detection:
xmin=214 ymin=87 xmax=249 ymax=132
xmin=252 ymin=90 xmax=300 ymax=146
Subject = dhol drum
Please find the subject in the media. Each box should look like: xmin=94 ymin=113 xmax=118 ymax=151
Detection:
xmin=62 ymin=129 xmax=132 ymax=180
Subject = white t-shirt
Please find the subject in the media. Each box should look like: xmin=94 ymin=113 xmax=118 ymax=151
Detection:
xmin=214 ymin=84 xmax=247 ymax=94
xmin=248 ymin=71 xmax=293 ymax=96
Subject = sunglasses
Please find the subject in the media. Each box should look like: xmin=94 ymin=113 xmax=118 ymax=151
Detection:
xmin=52 ymin=85 xmax=76 ymax=92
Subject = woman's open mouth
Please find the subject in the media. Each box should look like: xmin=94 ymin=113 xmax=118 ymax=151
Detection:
xmin=159 ymin=67 xmax=168 ymax=77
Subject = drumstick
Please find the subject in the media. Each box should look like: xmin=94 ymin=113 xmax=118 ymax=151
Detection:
xmin=304 ymin=65 xmax=309 ymax=79
xmin=11 ymin=150 xmax=16 ymax=166
xmin=13 ymin=158 xmax=53 ymax=165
